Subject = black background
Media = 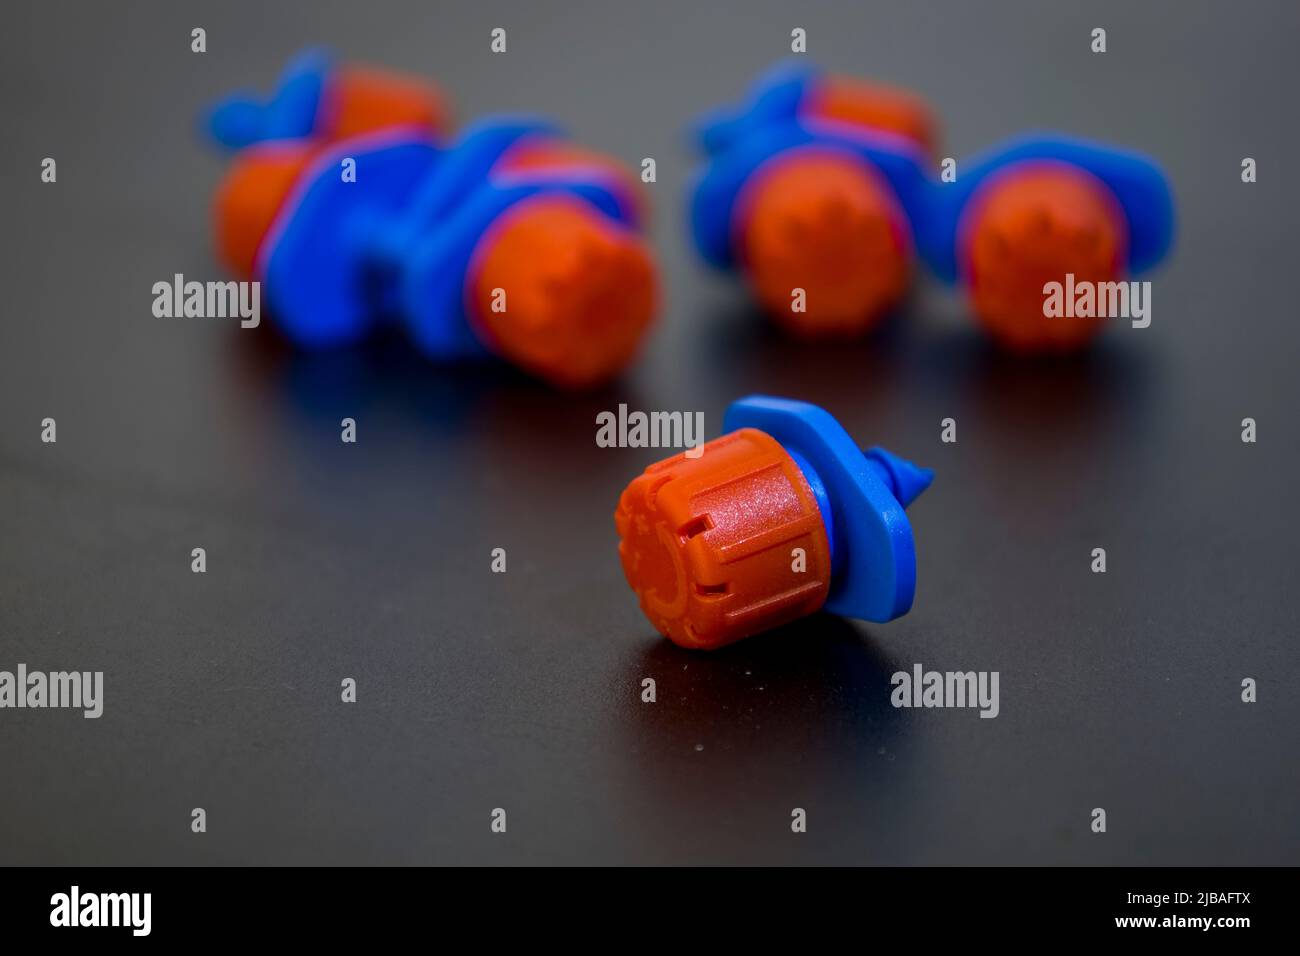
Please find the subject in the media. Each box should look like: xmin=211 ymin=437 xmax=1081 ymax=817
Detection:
xmin=1 ymin=0 xmax=1297 ymax=865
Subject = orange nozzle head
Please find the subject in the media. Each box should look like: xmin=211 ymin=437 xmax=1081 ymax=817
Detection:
xmin=325 ymin=65 xmax=449 ymax=141
xmin=962 ymin=162 xmax=1128 ymax=353
xmin=213 ymin=141 xmax=319 ymax=279
xmin=615 ymin=427 xmax=832 ymax=650
xmin=736 ymin=148 xmax=912 ymax=337
xmin=805 ymin=76 xmax=938 ymax=156
xmin=468 ymin=195 xmax=658 ymax=389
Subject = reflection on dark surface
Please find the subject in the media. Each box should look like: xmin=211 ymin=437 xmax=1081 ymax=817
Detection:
xmin=223 ymin=288 xmax=1158 ymax=491
xmin=915 ymin=324 xmax=1163 ymax=527
xmin=613 ymin=613 xmax=914 ymax=864
xmin=224 ymin=322 xmax=646 ymax=438
xmin=680 ymin=294 xmax=1161 ymax=532
xmin=690 ymin=298 xmax=911 ymax=406
xmin=918 ymin=325 xmax=1159 ymax=442
xmin=691 ymin=294 xmax=1158 ymax=447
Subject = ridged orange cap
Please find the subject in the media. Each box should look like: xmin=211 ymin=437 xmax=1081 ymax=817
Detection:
xmin=804 ymin=76 xmax=938 ymax=156
xmin=467 ymin=194 xmax=657 ymax=389
xmin=325 ymin=65 xmax=449 ymax=141
xmin=213 ymin=141 xmax=318 ymax=279
xmin=615 ymin=427 xmax=832 ymax=650
xmin=962 ymin=162 xmax=1128 ymax=352
xmin=736 ymin=148 xmax=911 ymax=337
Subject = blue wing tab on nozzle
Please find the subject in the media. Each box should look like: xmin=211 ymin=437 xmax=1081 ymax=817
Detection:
xmin=205 ymin=47 xmax=333 ymax=150
xmin=692 ymin=61 xmax=816 ymax=156
xmin=722 ymin=395 xmax=930 ymax=623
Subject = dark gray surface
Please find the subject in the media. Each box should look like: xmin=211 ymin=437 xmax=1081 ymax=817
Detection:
xmin=2 ymin=0 xmax=1298 ymax=865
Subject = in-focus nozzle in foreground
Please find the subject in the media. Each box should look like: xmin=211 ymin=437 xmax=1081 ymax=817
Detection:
xmin=616 ymin=395 xmax=931 ymax=650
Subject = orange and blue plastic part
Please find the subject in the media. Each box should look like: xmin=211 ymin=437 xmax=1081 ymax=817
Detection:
xmin=692 ymin=63 xmax=935 ymax=338
xmin=616 ymin=395 xmax=932 ymax=650
xmin=943 ymin=138 xmax=1173 ymax=351
xmin=205 ymin=48 xmax=448 ymax=150
xmin=204 ymin=55 xmax=657 ymax=389
xmin=690 ymin=63 xmax=1176 ymax=351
